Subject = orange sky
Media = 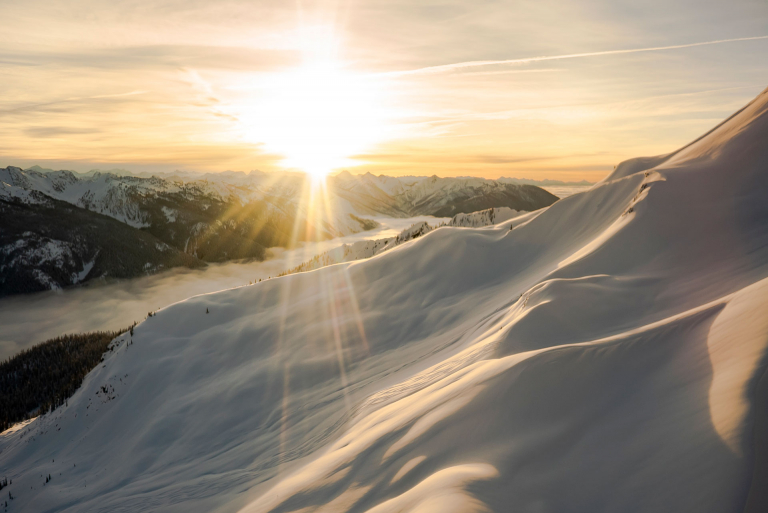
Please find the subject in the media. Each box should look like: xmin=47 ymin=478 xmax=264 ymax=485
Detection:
xmin=1 ymin=1 xmax=767 ymax=182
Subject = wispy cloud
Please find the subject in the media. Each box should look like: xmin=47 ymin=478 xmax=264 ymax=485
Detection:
xmin=0 ymin=45 xmax=301 ymax=71
xmin=389 ymin=35 xmax=768 ymax=76
xmin=23 ymin=126 xmax=100 ymax=137
xmin=0 ymin=91 xmax=149 ymax=117
xmin=455 ymin=68 xmax=562 ymax=77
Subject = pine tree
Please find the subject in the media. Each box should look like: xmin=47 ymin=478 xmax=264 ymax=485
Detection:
xmin=1 ymin=329 xmax=127 ymax=431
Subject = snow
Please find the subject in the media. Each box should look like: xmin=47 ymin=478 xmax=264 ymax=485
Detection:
xmin=0 ymin=235 xmax=78 ymax=290
xmin=31 ymin=269 xmax=61 ymax=291
xmin=0 ymin=227 xmax=97 ymax=290
xmin=161 ymin=206 xmax=178 ymax=223
xmin=3 ymin=166 xmax=553 ymax=240
xmin=0 ymin=179 xmax=51 ymax=205
xmin=0 ymin=168 xmax=156 ymax=227
xmin=73 ymin=257 xmax=97 ymax=284
xmin=446 ymin=206 xmax=520 ymax=227
xmin=1 ymin=87 xmax=768 ymax=513
xmin=279 ymin=208 xmax=515 ymax=275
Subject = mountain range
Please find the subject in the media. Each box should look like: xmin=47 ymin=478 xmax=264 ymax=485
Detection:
xmin=0 ymin=168 xmax=557 ymax=296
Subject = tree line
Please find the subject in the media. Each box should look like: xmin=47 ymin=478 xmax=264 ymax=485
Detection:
xmin=0 ymin=330 xmax=126 ymax=432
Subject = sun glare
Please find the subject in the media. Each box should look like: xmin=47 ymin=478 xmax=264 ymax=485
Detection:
xmin=237 ymin=58 xmax=391 ymax=180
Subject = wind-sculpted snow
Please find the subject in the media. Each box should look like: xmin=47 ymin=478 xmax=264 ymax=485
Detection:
xmin=2 ymin=87 xmax=768 ymax=512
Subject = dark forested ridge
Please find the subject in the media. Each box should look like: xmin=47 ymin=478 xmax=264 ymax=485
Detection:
xmin=0 ymin=330 xmax=125 ymax=432
xmin=0 ymin=196 xmax=205 ymax=297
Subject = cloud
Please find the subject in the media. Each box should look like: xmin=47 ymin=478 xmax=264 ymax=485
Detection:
xmin=0 ymin=91 xmax=150 ymax=118
xmin=0 ymin=45 xmax=301 ymax=71
xmin=23 ymin=126 xmax=100 ymax=137
xmin=458 ymin=68 xmax=562 ymax=77
xmin=389 ymin=35 xmax=768 ymax=76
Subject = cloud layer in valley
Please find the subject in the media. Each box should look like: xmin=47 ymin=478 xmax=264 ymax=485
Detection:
xmin=0 ymin=216 xmax=444 ymax=360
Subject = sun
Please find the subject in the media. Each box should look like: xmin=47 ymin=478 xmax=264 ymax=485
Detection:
xmin=237 ymin=58 xmax=391 ymax=180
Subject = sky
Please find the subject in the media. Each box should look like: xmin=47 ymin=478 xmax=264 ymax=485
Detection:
xmin=1 ymin=0 xmax=766 ymax=181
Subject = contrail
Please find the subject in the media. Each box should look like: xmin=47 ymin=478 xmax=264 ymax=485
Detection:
xmin=388 ymin=35 xmax=768 ymax=77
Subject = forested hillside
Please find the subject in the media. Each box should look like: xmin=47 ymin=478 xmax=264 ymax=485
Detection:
xmin=0 ymin=330 xmax=125 ymax=432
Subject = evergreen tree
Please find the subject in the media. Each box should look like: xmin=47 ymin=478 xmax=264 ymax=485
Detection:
xmin=0 ymin=329 xmax=127 ymax=431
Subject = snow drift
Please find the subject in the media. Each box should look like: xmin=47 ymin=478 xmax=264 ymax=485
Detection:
xmin=2 ymin=88 xmax=768 ymax=513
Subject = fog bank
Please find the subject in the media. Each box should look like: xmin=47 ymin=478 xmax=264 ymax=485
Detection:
xmin=541 ymin=185 xmax=591 ymax=198
xmin=0 ymin=216 xmax=446 ymax=360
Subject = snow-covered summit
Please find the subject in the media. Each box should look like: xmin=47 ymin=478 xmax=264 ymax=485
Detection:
xmin=1 ymin=166 xmax=173 ymax=227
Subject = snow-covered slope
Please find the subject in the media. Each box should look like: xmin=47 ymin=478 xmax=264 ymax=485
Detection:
xmin=0 ymin=168 xmax=165 ymax=228
xmin=2 ymin=88 xmax=768 ymax=513
xmin=279 ymin=207 xmax=523 ymax=275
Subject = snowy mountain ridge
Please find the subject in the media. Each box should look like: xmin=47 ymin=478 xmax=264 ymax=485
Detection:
xmin=1 ymin=166 xmax=557 ymax=295
xmin=279 ymin=207 xmax=523 ymax=276
xmin=1 ymin=166 xmax=557 ymax=238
